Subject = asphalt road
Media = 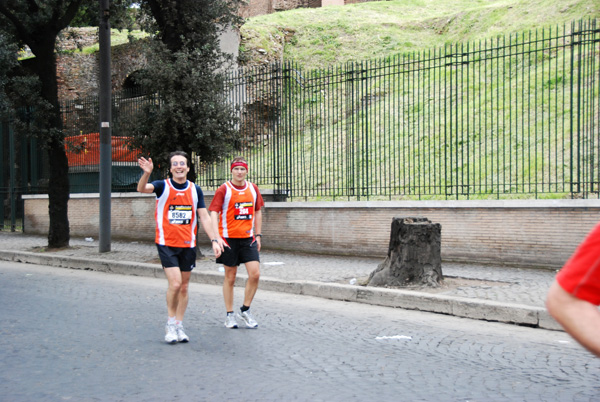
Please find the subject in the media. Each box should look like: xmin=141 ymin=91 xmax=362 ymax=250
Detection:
xmin=1 ymin=261 xmax=598 ymax=402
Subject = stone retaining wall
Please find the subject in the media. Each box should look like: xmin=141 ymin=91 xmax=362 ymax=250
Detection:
xmin=261 ymin=199 xmax=600 ymax=268
xmin=55 ymin=40 xmax=148 ymax=101
xmin=22 ymin=194 xmax=600 ymax=269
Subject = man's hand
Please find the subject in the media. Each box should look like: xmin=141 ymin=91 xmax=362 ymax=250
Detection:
xmin=212 ymin=239 xmax=224 ymax=258
xmin=137 ymin=157 xmax=155 ymax=193
xmin=138 ymin=157 xmax=153 ymax=174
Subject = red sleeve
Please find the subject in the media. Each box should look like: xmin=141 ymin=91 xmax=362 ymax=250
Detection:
xmin=208 ymin=184 xmax=227 ymax=212
xmin=253 ymin=183 xmax=264 ymax=211
xmin=556 ymin=222 xmax=600 ymax=305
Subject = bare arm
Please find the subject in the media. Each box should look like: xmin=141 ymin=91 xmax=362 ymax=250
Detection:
xmin=254 ymin=208 xmax=263 ymax=251
xmin=210 ymin=210 xmax=228 ymax=250
xmin=546 ymin=280 xmax=600 ymax=357
xmin=137 ymin=157 xmax=155 ymax=193
xmin=198 ymin=208 xmax=223 ymax=257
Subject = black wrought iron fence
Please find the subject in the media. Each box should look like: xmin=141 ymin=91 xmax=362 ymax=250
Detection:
xmin=0 ymin=117 xmax=45 ymax=231
xmin=197 ymin=19 xmax=599 ymax=200
xmin=2 ymin=19 xmax=599 ymax=209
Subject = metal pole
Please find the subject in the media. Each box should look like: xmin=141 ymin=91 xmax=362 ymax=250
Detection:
xmin=0 ymin=122 xmax=4 ymax=230
xmin=99 ymin=0 xmax=111 ymax=252
xmin=8 ymin=122 xmax=15 ymax=231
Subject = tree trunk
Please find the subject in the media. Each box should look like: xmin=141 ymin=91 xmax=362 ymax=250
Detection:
xmin=36 ymin=46 xmax=70 ymax=248
xmin=367 ymin=217 xmax=443 ymax=288
xmin=0 ymin=0 xmax=88 ymax=248
xmin=47 ymin=135 xmax=70 ymax=248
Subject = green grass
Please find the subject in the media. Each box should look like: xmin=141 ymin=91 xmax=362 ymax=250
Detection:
xmin=64 ymin=29 xmax=148 ymax=54
xmin=232 ymin=0 xmax=600 ymax=201
xmin=240 ymin=0 xmax=600 ymax=69
xmin=223 ymin=16 xmax=600 ymax=201
xmin=2 ymin=219 xmax=23 ymax=231
xmin=18 ymin=28 xmax=148 ymax=60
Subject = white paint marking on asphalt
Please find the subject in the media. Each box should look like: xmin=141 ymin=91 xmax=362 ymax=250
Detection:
xmin=263 ymin=262 xmax=285 ymax=266
xmin=375 ymin=335 xmax=412 ymax=340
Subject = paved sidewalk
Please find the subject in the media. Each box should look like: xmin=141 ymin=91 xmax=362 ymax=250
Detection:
xmin=0 ymin=231 xmax=561 ymax=330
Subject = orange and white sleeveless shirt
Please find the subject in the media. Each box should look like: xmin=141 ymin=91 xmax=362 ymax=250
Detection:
xmin=215 ymin=181 xmax=258 ymax=239
xmin=155 ymin=179 xmax=198 ymax=248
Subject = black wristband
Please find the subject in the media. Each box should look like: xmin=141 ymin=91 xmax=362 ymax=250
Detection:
xmin=255 ymin=234 xmax=262 ymax=237
xmin=211 ymin=239 xmax=219 ymax=243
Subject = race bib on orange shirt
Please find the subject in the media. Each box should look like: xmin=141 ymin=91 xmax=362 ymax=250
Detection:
xmin=168 ymin=205 xmax=193 ymax=224
xmin=234 ymin=202 xmax=254 ymax=220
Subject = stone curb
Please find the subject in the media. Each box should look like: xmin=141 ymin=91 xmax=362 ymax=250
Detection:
xmin=0 ymin=250 xmax=562 ymax=331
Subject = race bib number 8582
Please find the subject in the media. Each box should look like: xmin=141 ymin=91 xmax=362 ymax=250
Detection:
xmin=168 ymin=205 xmax=192 ymax=224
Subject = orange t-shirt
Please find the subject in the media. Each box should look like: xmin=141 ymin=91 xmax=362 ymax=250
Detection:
xmin=209 ymin=181 xmax=263 ymax=239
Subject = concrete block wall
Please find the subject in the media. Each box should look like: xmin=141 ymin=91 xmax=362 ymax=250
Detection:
xmin=24 ymin=192 xmax=215 ymax=243
xmin=24 ymin=193 xmax=154 ymax=241
xmin=261 ymin=200 xmax=600 ymax=268
xmin=22 ymin=194 xmax=600 ymax=269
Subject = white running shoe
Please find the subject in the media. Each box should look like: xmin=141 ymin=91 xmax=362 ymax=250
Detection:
xmin=165 ymin=323 xmax=178 ymax=344
xmin=176 ymin=324 xmax=189 ymax=343
xmin=224 ymin=314 xmax=238 ymax=329
xmin=237 ymin=310 xmax=258 ymax=328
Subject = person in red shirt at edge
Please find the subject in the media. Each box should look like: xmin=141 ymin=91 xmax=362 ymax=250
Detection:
xmin=546 ymin=222 xmax=600 ymax=357
xmin=138 ymin=151 xmax=222 ymax=344
xmin=209 ymin=156 xmax=264 ymax=329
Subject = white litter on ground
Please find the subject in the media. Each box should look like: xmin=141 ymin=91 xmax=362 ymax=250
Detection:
xmin=375 ymin=335 xmax=412 ymax=340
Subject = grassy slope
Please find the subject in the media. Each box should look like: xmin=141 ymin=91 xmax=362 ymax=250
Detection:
xmin=240 ymin=0 xmax=600 ymax=69
xmin=236 ymin=0 xmax=599 ymax=200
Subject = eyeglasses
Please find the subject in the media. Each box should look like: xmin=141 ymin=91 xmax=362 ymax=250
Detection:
xmin=171 ymin=161 xmax=187 ymax=167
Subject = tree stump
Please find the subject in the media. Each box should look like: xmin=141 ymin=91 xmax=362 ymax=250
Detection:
xmin=367 ymin=217 xmax=443 ymax=288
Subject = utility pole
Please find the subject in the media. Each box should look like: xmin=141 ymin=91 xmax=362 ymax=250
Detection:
xmin=98 ymin=0 xmax=111 ymax=252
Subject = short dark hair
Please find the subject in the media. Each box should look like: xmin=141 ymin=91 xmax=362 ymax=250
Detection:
xmin=231 ymin=156 xmax=247 ymax=165
xmin=169 ymin=151 xmax=189 ymax=166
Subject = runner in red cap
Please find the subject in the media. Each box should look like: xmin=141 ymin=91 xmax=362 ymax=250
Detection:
xmin=209 ymin=156 xmax=264 ymax=329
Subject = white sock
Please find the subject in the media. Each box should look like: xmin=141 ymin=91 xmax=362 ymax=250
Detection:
xmin=168 ymin=316 xmax=176 ymax=324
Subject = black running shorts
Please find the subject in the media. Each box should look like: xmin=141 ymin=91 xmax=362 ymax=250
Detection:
xmin=156 ymin=244 xmax=197 ymax=271
xmin=216 ymin=237 xmax=260 ymax=267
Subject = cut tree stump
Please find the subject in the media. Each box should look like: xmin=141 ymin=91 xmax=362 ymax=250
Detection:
xmin=367 ymin=216 xmax=443 ymax=288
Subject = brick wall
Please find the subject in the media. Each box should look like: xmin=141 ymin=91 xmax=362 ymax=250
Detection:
xmin=22 ymin=195 xmax=600 ymax=268
xmin=57 ymin=41 xmax=148 ymax=101
xmin=240 ymin=0 xmax=273 ymax=17
xmin=261 ymin=200 xmax=600 ymax=268
xmin=53 ymin=0 xmax=380 ymax=99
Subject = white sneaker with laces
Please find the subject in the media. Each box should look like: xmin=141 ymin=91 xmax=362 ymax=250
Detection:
xmin=176 ymin=324 xmax=189 ymax=343
xmin=238 ymin=310 xmax=258 ymax=328
xmin=224 ymin=314 xmax=238 ymax=329
xmin=165 ymin=323 xmax=178 ymax=344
